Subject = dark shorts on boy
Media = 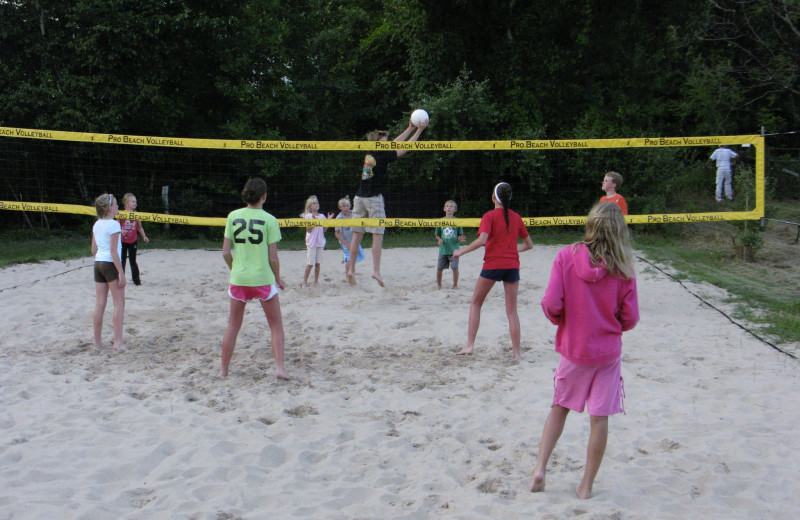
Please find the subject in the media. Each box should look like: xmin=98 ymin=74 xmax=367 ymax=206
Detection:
xmin=479 ymin=268 xmax=520 ymax=283
xmin=94 ymin=261 xmax=119 ymax=283
xmin=437 ymin=254 xmax=459 ymax=271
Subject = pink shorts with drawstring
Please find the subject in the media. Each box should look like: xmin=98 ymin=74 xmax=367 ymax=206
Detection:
xmin=552 ymin=356 xmax=625 ymax=416
xmin=228 ymin=284 xmax=279 ymax=302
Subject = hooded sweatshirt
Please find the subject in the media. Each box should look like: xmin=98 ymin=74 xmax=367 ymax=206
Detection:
xmin=541 ymin=243 xmax=639 ymax=365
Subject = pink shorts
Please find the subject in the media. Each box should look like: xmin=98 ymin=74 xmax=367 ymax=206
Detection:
xmin=552 ymin=356 xmax=625 ymax=416
xmin=228 ymin=284 xmax=279 ymax=302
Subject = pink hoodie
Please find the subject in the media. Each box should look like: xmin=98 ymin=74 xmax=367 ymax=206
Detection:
xmin=541 ymin=243 xmax=639 ymax=365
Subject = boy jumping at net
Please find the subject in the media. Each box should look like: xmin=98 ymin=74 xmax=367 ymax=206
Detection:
xmin=435 ymin=200 xmax=466 ymax=289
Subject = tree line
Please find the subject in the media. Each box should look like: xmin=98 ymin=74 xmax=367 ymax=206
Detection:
xmin=1 ymin=0 xmax=798 ymax=230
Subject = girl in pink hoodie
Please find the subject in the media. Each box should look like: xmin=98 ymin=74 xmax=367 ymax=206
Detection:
xmin=531 ymin=202 xmax=639 ymax=499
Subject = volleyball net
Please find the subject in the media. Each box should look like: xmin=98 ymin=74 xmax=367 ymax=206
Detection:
xmin=0 ymin=127 xmax=764 ymax=229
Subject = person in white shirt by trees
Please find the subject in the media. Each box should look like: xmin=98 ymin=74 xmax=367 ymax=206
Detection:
xmin=710 ymin=144 xmax=738 ymax=202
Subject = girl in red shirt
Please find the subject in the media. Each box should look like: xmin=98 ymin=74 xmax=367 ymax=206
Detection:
xmin=453 ymin=182 xmax=533 ymax=360
xmin=120 ymin=193 xmax=149 ymax=285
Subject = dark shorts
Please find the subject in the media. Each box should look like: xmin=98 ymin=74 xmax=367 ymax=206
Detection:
xmin=94 ymin=261 xmax=119 ymax=283
xmin=480 ymin=268 xmax=520 ymax=283
xmin=437 ymin=254 xmax=459 ymax=271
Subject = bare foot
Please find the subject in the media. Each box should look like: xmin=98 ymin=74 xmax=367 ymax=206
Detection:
xmin=112 ymin=344 xmax=128 ymax=352
xmin=219 ymin=368 xmax=228 ymax=378
xmin=530 ymin=473 xmax=546 ymax=492
xmin=437 ymin=284 xmax=442 ymax=290
xmin=576 ymin=483 xmax=592 ymax=500
xmin=371 ymin=272 xmax=385 ymax=287
xmin=452 ymin=285 xmax=458 ymax=289
xmin=275 ymin=369 xmax=290 ymax=381
xmin=347 ymin=270 xmax=357 ymax=286
xmin=456 ymin=347 xmax=474 ymax=356
xmin=301 ymin=282 xmax=307 ymax=289
xmin=94 ymin=342 xmax=106 ymax=349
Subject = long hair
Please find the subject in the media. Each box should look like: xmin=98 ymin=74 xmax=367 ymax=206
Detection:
xmin=94 ymin=193 xmax=114 ymax=218
xmin=494 ymin=182 xmax=512 ymax=230
xmin=302 ymin=195 xmax=319 ymax=217
xmin=241 ymin=178 xmax=267 ymax=204
xmin=581 ymin=202 xmax=634 ymax=279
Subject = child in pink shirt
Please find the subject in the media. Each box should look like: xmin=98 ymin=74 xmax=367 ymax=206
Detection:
xmin=301 ymin=195 xmax=333 ymax=288
xmin=531 ymin=202 xmax=639 ymax=499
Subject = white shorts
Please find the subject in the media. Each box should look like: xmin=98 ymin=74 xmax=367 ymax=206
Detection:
xmin=306 ymin=246 xmax=324 ymax=265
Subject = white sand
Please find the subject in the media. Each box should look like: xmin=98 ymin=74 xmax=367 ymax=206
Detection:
xmin=1 ymin=246 xmax=799 ymax=519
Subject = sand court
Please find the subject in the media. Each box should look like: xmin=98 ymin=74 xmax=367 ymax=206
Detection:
xmin=1 ymin=246 xmax=799 ymax=519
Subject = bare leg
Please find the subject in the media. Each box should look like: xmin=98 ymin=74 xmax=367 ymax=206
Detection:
xmin=370 ymin=233 xmax=384 ymax=287
xmin=346 ymin=231 xmax=364 ymax=285
xmin=302 ymin=264 xmax=312 ymax=288
xmin=436 ymin=269 xmax=443 ymax=289
xmin=531 ymin=405 xmax=570 ymax=492
xmin=503 ymin=280 xmax=521 ymax=360
xmin=458 ymin=276 xmax=495 ymax=355
xmin=576 ymin=415 xmax=608 ymax=499
xmin=93 ymin=282 xmax=109 ymax=348
xmin=220 ymin=299 xmax=246 ymax=377
xmin=313 ymin=263 xmax=321 ymax=285
xmin=109 ymin=281 xmax=126 ymax=351
xmin=452 ymin=269 xmax=459 ymax=289
xmin=260 ymin=296 xmax=289 ymax=380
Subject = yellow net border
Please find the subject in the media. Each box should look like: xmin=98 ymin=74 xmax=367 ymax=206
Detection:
xmin=1 ymin=127 xmax=764 ymax=227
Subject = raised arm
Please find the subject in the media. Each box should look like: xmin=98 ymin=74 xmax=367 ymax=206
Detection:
xmin=395 ymin=118 xmax=428 ymax=158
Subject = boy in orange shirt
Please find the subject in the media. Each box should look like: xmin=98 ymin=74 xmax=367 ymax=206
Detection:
xmin=599 ymin=171 xmax=628 ymax=215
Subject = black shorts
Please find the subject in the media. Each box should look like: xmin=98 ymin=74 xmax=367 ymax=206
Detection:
xmin=480 ymin=268 xmax=520 ymax=283
xmin=94 ymin=261 xmax=119 ymax=283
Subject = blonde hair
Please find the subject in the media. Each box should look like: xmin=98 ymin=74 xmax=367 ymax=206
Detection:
xmin=94 ymin=193 xmax=115 ymax=218
xmin=301 ymin=195 xmax=319 ymax=217
xmin=580 ymin=202 xmax=634 ymax=279
xmin=338 ymin=196 xmax=351 ymax=208
xmin=445 ymin=199 xmax=457 ymax=211
xmin=122 ymin=193 xmax=135 ymax=209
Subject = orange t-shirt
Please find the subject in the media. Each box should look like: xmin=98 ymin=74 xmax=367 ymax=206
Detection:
xmin=599 ymin=194 xmax=628 ymax=215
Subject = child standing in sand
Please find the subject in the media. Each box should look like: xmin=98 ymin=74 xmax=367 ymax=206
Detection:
xmin=120 ymin=193 xmax=150 ymax=285
xmin=220 ymin=178 xmax=288 ymax=380
xmin=301 ymin=195 xmax=334 ymax=288
xmin=334 ymin=196 xmax=364 ymax=277
xmin=91 ymin=193 xmax=126 ymax=351
xmin=435 ymin=200 xmax=466 ymax=289
xmin=531 ymin=202 xmax=639 ymax=499
xmin=453 ymin=182 xmax=533 ymax=360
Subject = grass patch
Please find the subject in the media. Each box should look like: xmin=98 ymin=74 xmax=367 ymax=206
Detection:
xmin=633 ymin=202 xmax=800 ymax=346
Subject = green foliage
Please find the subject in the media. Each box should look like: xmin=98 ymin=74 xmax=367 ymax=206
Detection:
xmin=1 ymin=0 xmax=797 ymax=228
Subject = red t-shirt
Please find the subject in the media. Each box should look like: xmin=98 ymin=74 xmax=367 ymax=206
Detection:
xmin=120 ymin=219 xmax=138 ymax=244
xmin=599 ymin=194 xmax=628 ymax=215
xmin=478 ymin=208 xmax=529 ymax=270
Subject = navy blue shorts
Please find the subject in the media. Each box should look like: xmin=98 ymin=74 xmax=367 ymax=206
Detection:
xmin=480 ymin=268 xmax=520 ymax=283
